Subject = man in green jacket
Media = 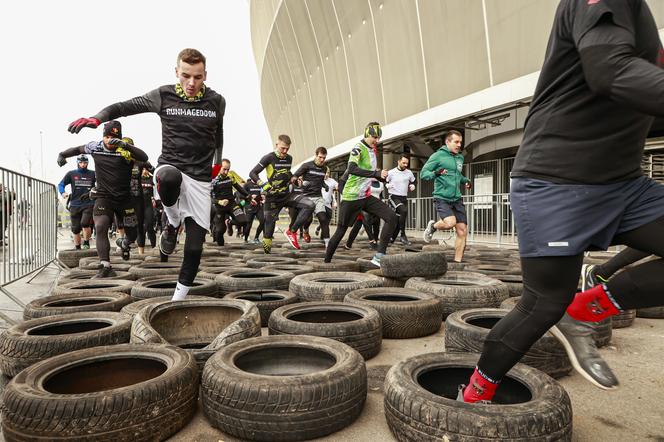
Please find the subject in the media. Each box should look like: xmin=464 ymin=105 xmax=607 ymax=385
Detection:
xmin=421 ymin=130 xmax=471 ymax=262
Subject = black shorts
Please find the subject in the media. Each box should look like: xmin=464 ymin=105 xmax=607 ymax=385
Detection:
xmin=69 ymin=206 xmax=93 ymax=233
xmin=434 ymin=198 xmax=467 ymax=224
xmin=93 ymin=198 xmax=138 ymax=228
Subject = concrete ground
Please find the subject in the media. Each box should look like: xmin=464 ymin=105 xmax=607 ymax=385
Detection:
xmin=0 ymin=230 xmax=662 ymax=441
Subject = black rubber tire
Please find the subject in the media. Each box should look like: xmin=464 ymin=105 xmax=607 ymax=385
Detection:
xmin=612 ymin=309 xmax=636 ymax=328
xmin=57 ymin=248 xmax=98 ymax=268
xmin=494 ymin=273 xmax=523 ymax=297
xmin=344 ymin=288 xmax=442 ymax=338
xmin=356 ymin=257 xmax=379 ymax=273
xmin=57 ymin=269 xmax=134 ymax=284
xmin=464 ymin=263 xmax=521 ymax=276
xmin=23 ymin=292 xmax=132 ymax=320
xmin=1 ymin=343 xmax=198 ymax=441
xmin=120 ymin=295 xmax=211 ymax=318
xmin=52 ymin=279 xmax=135 ymax=296
xmin=292 ymin=250 xmax=328 ymax=260
xmin=78 ymin=258 xmax=143 ymax=270
xmin=384 ymin=352 xmax=572 ymax=441
xmin=405 ymin=271 xmax=509 ymax=318
xmin=268 ymin=302 xmax=382 ymax=360
xmin=246 ymin=256 xmax=298 ymax=268
xmin=128 ymin=262 xmax=184 ymax=278
xmin=366 ymin=269 xmax=407 ymax=287
xmin=380 ymin=251 xmax=448 ymax=279
xmin=201 ymin=335 xmax=366 ymax=441
xmin=198 ymin=265 xmax=249 ymax=275
xmin=130 ymin=299 xmax=261 ymax=372
xmin=0 ymin=312 xmax=131 ymax=377
xmin=499 ymin=296 xmax=520 ymax=310
xmin=305 ymin=259 xmax=360 ymax=272
xmin=289 ymin=271 xmax=384 ymax=302
xmin=130 ymin=276 xmax=219 ymax=300
xmin=215 ymin=269 xmax=295 ymax=295
xmin=225 ymin=290 xmax=298 ymax=326
xmin=636 ymin=306 xmax=664 ymax=319
xmin=444 ymin=308 xmax=572 ymax=378
xmin=262 ymin=263 xmax=315 ymax=275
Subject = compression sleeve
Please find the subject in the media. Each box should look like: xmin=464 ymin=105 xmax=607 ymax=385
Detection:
xmin=91 ymin=88 xmax=162 ymax=122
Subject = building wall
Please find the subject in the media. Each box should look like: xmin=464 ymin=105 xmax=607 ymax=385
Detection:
xmin=252 ymin=0 xmax=664 ymax=165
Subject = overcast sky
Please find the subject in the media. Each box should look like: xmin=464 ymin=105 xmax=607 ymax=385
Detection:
xmin=0 ymin=0 xmax=271 ymax=186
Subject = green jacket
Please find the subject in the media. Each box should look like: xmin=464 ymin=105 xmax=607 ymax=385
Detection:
xmin=421 ymin=146 xmax=470 ymax=202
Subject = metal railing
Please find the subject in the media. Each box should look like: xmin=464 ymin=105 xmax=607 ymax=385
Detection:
xmin=0 ymin=167 xmax=59 ymax=323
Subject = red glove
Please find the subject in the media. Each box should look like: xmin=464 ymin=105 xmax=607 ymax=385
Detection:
xmin=211 ymin=163 xmax=222 ymax=178
xmin=436 ymin=168 xmax=448 ymax=176
xmin=68 ymin=117 xmax=100 ymax=134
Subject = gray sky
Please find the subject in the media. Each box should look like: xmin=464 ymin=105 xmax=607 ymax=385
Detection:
xmin=0 ymin=0 xmax=271 ymax=186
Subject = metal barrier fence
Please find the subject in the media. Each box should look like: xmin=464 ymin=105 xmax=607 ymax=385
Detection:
xmin=0 ymin=167 xmax=59 ymax=322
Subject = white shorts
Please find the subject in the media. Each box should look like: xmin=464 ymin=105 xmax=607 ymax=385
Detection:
xmin=153 ymin=165 xmax=212 ymax=231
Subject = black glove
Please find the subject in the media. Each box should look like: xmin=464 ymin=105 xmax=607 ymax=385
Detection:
xmin=107 ymin=138 xmax=127 ymax=148
xmin=57 ymin=154 xmax=67 ymax=167
xmin=67 ymin=117 xmax=100 ymax=134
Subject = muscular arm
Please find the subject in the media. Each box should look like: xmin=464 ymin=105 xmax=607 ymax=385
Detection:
xmin=249 ymin=163 xmax=265 ymax=183
xmin=91 ymin=89 xmax=162 ymax=122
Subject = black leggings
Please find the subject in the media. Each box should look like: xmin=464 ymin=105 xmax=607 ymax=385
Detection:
xmin=143 ymin=196 xmax=156 ymax=247
xmin=213 ymin=205 xmax=247 ymax=245
xmin=346 ymin=212 xmax=373 ymax=247
xmin=178 ymin=217 xmax=207 ymax=286
xmin=263 ymin=194 xmax=315 ymax=239
xmin=132 ymin=196 xmax=146 ymax=247
xmin=478 ymin=215 xmax=664 ymax=381
xmin=389 ymin=195 xmax=408 ymax=239
xmin=244 ymin=208 xmax=265 ymax=241
xmin=595 ymin=247 xmax=650 ymax=279
xmin=325 ymin=197 xmax=397 ymax=262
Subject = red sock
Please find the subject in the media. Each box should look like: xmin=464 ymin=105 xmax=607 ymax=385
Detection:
xmin=463 ymin=367 xmax=499 ymax=403
xmin=566 ymin=284 xmax=621 ymax=322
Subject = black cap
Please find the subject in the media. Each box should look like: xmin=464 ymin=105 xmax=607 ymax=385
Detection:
xmin=103 ymin=120 xmax=122 ymax=138
xmin=76 ymin=155 xmax=89 ymax=162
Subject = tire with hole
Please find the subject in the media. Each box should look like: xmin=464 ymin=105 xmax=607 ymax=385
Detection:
xmin=366 ymin=269 xmax=407 ymax=288
xmin=1 ymin=343 xmax=198 ymax=441
xmin=384 ymin=352 xmax=572 ymax=441
xmin=215 ymin=269 xmax=295 ymax=296
xmin=344 ymin=288 xmax=442 ymax=338
xmin=130 ymin=276 xmax=219 ymax=300
xmin=246 ymin=256 xmax=298 ymax=268
xmin=268 ymin=302 xmax=382 ymax=359
xmin=57 ymin=269 xmax=134 ymax=284
xmin=78 ymin=258 xmax=143 ymax=270
xmin=0 ymin=312 xmax=131 ymax=377
xmin=52 ymin=279 xmax=135 ymax=296
xmin=405 ymin=271 xmax=509 ymax=318
xmin=305 ymin=259 xmax=360 ymax=272
xmin=380 ymin=251 xmax=448 ymax=279
xmin=612 ymin=309 xmax=636 ymax=328
xmin=495 ymin=274 xmax=523 ymax=297
xmin=128 ymin=262 xmax=184 ymax=279
xmin=120 ymin=295 xmax=211 ymax=318
xmin=130 ymin=299 xmax=261 ymax=371
xmin=225 ymin=290 xmax=298 ymax=326
xmin=289 ymin=272 xmax=383 ymax=302
xmin=262 ymin=263 xmax=315 ymax=275
xmin=23 ymin=292 xmax=132 ymax=320
xmin=444 ymin=308 xmax=571 ymax=378
xmin=201 ymin=335 xmax=366 ymax=441
xmin=57 ymin=248 xmax=98 ymax=268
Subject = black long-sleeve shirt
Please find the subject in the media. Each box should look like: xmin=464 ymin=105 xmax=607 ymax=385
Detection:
xmin=249 ymin=152 xmax=293 ymax=197
xmin=91 ymin=85 xmax=225 ymax=182
xmin=292 ymin=160 xmax=329 ymax=196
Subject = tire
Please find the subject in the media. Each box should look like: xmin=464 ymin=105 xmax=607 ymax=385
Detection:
xmin=225 ymin=290 xmax=298 ymax=326
xmin=499 ymin=296 xmax=520 ymax=310
xmin=305 ymin=259 xmax=360 ymax=272
xmin=269 ymin=302 xmax=382 ymax=359
xmin=52 ymin=279 xmax=135 ymax=296
xmin=292 ymin=250 xmax=328 ymax=260
xmin=57 ymin=269 xmax=134 ymax=284
xmin=495 ymin=273 xmax=523 ymax=297
xmin=612 ymin=309 xmax=636 ymax=328
xmin=444 ymin=308 xmax=571 ymax=378
xmin=130 ymin=299 xmax=261 ymax=371
xmin=262 ymin=263 xmax=315 ymax=275
xmin=120 ymin=295 xmax=212 ymax=318
xmin=344 ymin=288 xmax=442 ymax=338
xmin=464 ymin=263 xmax=521 ymax=276
xmin=215 ymin=269 xmax=295 ymax=295
xmin=199 ymin=265 xmax=249 ymax=274
xmin=201 ymin=335 xmax=366 ymax=441
xmin=79 ymin=258 xmax=143 ymax=270
xmin=130 ymin=276 xmax=219 ymax=300
xmin=246 ymin=256 xmax=298 ymax=268
xmin=380 ymin=251 xmax=448 ymax=279
xmin=405 ymin=271 xmax=509 ymax=318
xmin=23 ymin=292 xmax=132 ymax=320
xmin=366 ymin=269 xmax=407 ymax=288
xmin=356 ymin=257 xmax=379 ymax=273
xmin=384 ymin=352 xmax=572 ymax=441
xmin=289 ymin=272 xmax=384 ymax=302
xmin=0 ymin=312 xmax=131 ymax=377
xmin=636 ymin=306 xmax=664 ymax=318
xmin=1 ymin=344 xmax=198 ymax=441
xmin=57 ymin=248 xmax=98 ymax=268
xmin=128 ymin=262 xmax=184 ymax=279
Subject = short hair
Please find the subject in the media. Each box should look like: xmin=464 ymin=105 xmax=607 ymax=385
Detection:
xmin=315 ymin=146 xmax=327 ymax=156
xmin=177 ymin=48 xmax=206 ymax=67
xmin=277 ymin=134 xmax=292 ymax=146
xmin=399 ymin=154 xmax=410 ymax=161
xmin=221 ymin=158 xmax=231 ymax=165
xmin=445 ymin=130 xmax=462 ymax=142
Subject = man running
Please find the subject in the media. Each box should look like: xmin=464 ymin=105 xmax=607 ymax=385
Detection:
xmin=316 ymin=169 xmax=338 ymax=239
xmin=67 ymin=48 xmax=225 ymax=300
xmin=242 ymin=178 xmax=265 ymax=244
xmin=325 ymin=122 xmax=397 ymax=266
xmin=458 ymin=0 xmax=664 ymax=403
xmin=140 ymin=167 xmax=158 ymax=249
xmin=58 ymin=155 xmax=95 ymax=250
xmin=249 ymin=135 xmax=315 ymax=253
xmin=211 ymin=159 xmax=248 ymax=246
xmin=57 ymin=121 xmax=148 ymax=277
xmin=421 ymin=130 xmax=471 ymax=263
xmin=386 ymin=154 xmax=416 ymax=245
xmin=292 ymin=147 xmax=332 ymax=247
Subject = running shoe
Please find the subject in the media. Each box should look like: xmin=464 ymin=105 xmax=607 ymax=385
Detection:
xmin=159 ymin=223 xmax=179 ymax=255
xmin=581 ymin=264 xmax=607 ymax=292
xmin=252 ymin=238 xmax=261 ymax=245
xmin=262 ymin=238 xmax=272 ymax=254
xmin=369 ymin=241 xmax=377 ymax=251
xmin=423 ymin=220 xmax=436 ymax=243
xmin=115 ymin=238 xmax=131 ymax=261
xmin=370 ymin=252 xmax=384 ymax=267
xmin=94 ymin=265 xmax=117 ymax=279
xmin=284 ymin=229 xmax=301 ymax=249
xmin=399 ymin=235 xmax=412 ymax=246
xmin=81 ymin=241 xmax=90 ymax=250
xmin=303 ymin=232 xmax=311 ymax=243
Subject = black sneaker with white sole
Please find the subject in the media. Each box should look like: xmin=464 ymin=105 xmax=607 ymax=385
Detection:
xmin=159 ymin=223 xmax=179 ymax=255
xmin=94 ymin=265 xmax=117 ymax=279
xmin=115 ymin=238 xmax=131 ymax=261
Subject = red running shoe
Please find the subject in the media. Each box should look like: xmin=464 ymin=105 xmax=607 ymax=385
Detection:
xmin=284 ymin=229 xmax=301 ymax=249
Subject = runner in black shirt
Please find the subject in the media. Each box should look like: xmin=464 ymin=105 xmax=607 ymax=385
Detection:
xmin=211 ymin=159 xmax=248 ymax=246
xmin=58 ymin=155 xmax=95 ymax=250
xmin=248 ymin=135 xmax=315 ymax=253
xmin=242 ymin=180 xmax=264 ymax=244
xmin=460 ymin=0 xmax=664 ymax=403
xmin=127 ymin=145 xmax=154 ymax=255
xmin=139 ymin=168 xmax=158 ymax=248
xmin=57 ymin=121 xmax=148 ymax=277
xmin=67 ymin=49 xmax=225 ymax=300
xmin=291 ymin=147 xmax=331 ymax=246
